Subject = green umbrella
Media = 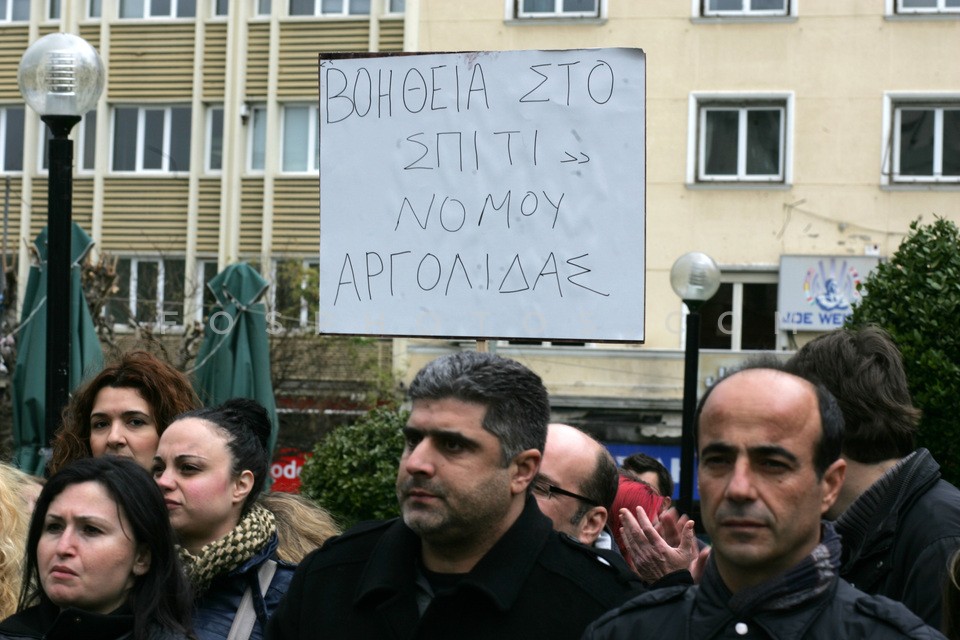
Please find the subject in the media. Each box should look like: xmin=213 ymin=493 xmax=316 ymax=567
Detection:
xmin=11 ymin=223 xmax=104 ymax=475
xmin=193 ymin=261 xmax=278 ymax=456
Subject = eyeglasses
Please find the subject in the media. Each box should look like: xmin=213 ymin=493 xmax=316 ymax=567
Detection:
xmin=531 ymin=477 xmax=601 ymax=507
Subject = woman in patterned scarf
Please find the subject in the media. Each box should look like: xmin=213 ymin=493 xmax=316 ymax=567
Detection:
xmin=152 ymin=398 xmax=295 ymax=640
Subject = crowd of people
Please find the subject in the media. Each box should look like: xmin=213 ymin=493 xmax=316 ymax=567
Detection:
xmin=1 ymin=326 xmax=959 ymax=639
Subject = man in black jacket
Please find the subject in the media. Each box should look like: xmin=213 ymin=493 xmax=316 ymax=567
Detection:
xmin=585 ymin=363 xmax=944 ymax=639
xmin=787 ymin=326 xmax=960 ymax=628
xmin=267 ymin=351 xmax=643 ymax=640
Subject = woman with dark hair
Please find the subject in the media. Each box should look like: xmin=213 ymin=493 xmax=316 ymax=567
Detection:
xmin=153 ymin=398 xmax=294 ymax=640
xmin=50 ymin=351 xmax=200 ymax=474
xmin=0 ymin=457 xmax=193 ymax=640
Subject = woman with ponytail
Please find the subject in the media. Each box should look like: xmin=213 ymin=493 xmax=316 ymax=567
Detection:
xmin=152 ymin=399 xmax=294 ymax=640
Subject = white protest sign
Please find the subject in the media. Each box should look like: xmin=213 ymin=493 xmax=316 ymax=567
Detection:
xmin=318 ymin=48 xmax=646 ymax=341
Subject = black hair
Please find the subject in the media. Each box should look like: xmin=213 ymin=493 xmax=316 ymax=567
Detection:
xmin=174 ymin=397 xmax=272 ymax=514
xmin=20 ymin=457 xmax=192 ymax=640
xmin=693 ymin=356 xmax=844 ymax=478
xmin=407 ymin=351 xmax=550 ymax=466
xmin=621 ymin=452 xmax=673 ymax=498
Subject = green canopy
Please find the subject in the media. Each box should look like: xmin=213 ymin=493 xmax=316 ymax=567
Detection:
xmin=193 ymin=262 xmax=278 ymax=456
xmin=11 ymin=223 xmax=104 ymax=475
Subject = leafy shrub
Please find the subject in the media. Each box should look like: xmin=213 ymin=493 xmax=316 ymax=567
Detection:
xmin=847 ymin=217 xmax=960 ymax=486
xmin=299 ymin=407 xmax=407 ymax=527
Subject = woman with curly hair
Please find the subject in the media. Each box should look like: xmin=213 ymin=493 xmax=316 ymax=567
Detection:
xmin=0 ymin=463 xmax=34 ymax=620
xmin=49 ymin=351 xmax=200 ymax=474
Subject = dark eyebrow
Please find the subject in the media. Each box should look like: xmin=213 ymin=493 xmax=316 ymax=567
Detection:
xmin=700 ymin=442 xmax=737 ymax=457
xmin=748 ymin=445 xmax=799 ymax=465
xmin=401 ymin=426 xmax=479 ymax=450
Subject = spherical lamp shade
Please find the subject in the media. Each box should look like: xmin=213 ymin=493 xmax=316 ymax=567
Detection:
xmin=670 ymin=252 xmax=721 ymax=302
xmin=18 ymin=33 xmax=104 ymax=117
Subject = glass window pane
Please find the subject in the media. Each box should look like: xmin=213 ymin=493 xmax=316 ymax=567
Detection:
xmin=699 ymin=283 xmax=732 ymax=349
xmin=49 ymin=0 xmax=62 ymax=19
xmin=321 ymin=0 xmax=341 ymax=13
xmin=107 ymin=258 xmax=131 ymax=324
xmin=42 ymin=123 xmax=52 ymax=171
xmin=708 ymin=0 xmax=743 ymax=10
xmin=283 ymin=107 xmax=309 ymax=171
xmin=947 ymin=0 xmax=960 ymax=8
xmin=215 ymin=0 xmax=228 ymax=15
xmin=348 ymin=0 xmax=369 ymax=14
xmin=163 ymin=258 xmax=185 ymax=323
xmin=751 ymin=0 xmax=786 ymax=10
xmin=89 ymin=0 xmax=101 ymax=18
xmin=209 ymin=107 xmax=223 ymax=171
xmin=4 ymin=108 xmax=23 ymax=171
xmin=82 ymin=111 xmax=97 ymax=170
xmin=291 ymin=0 xmax=315 ymax=15
xmin=943 ymin=109 xmax=960 ymax=177
xmin=745 ymin=108 xmax=781 ymax=175
xmin=176 ymin=0 xmax=195 ymax=16
xmin=740 ymin=283 xmax=778 ymax=350
xmin=898 ymin=109 xmax=934 ymax=176
xmin=202 ymin=260 xmax=218 ymax=320
xmin=257 ymin=0 xmax=270 ymax=14
xmin=120 ymin=0 xmax=144 ymax=18
xmin=251 ymin=107 xmax=267 ymax=170
xmin=703 ymin=110 xmax=738 ymax=175
xmin=389 ymin=0 xmax=404 ymax=11
xmin=12 ymin=0 xmax=29 ymax=20
xmin=136 ymin=261 xmax=159 ymax=322
xmin=522 ymin=0 xmax=554 ymax=12
xmin=902 ymin=0 xmax=937 ymax=7
xmin=563 ymin=0 xmax=596 ymax=12
xmin=143 ymin=109 xmax=165 ymax=170
xmin=169 ymin=107 xmax=192 ymax=172
xmin=113 ymin=108 xmax=138 ymax=171
xmin=151 ymin=0 xmax=171 ymax=16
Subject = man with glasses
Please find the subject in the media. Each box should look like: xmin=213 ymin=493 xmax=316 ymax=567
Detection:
xmin=534 ymin=423 xmax=619 ymax=548
xmin=268 ymin=352 xmax=644 ymax=640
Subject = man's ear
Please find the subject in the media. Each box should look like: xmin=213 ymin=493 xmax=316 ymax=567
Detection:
xmin=510 ymin=449 xmax=541 ymax=496
xmin=232 ymin=469 xmax=255 ymax=506
xmin=577 ymin=506 xmax=608 ymax=546
xmin=819 ymin=458 xmax=846 ymax=515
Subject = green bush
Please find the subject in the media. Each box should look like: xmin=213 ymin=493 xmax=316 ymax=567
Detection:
xmin=300 ymin=407 xmax=408 ymax=528
xmin=846 ymin=217 xmax=960 ymax=486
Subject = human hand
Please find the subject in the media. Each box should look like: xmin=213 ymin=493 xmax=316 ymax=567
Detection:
xmin=619 ymin=505 xmax=698 ymax=584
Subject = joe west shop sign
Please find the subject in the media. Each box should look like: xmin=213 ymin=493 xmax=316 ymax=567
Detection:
xmin=777 ymin=255 xmax=879 ymax=332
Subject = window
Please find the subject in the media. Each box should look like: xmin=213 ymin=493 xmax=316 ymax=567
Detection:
xmin=89 ymin=0 xmax=101 ymax=16
xmin=42 ymin=111 xmax=97 ymax=172
xmin=213 ymin=0 xmax=229 ymax=15
xmin=700 ymin=0 xmax=789 ymax=17
xmin=698 ymin=274 xmax=778 ymax=350
xmin=248 ymin=105 xmax=267 ymax=172
xmin=893 ymin=0 xmax=960 ymax=14
xmin=387 ymin=0 xmax=405 ymax=12
xmin=688 ymin=93 xmax=793 ymax=184
xmin=48 ymin=0 xmax=61 ymax=19
xmin=889 ymin=104 xmax=960 ymax=183
xmin=194 ymin=259 xmax=219 ymax=322
xmin=515 ymin=0 xmax=600 ymax=18
xmin=119 ymin=0 xmax=196 ymax=18
xmin=0 ymin=0 xmax=29 ymax=21
xmin=289 ymin=0 xmax=370 ymax=16
xmin=271 ymin=259 xmax=319 ymax=330
xmin=106 ymin=257 xmax=186 ymax=328
xmin=0 ymin=107 xmax=24 ymax=173
xmin=206 ymin=106 xmax=224 ymax=173
xmin=281 ymin=105 xmax=319 ymax=173
xmin=112 ymin=106 xmax=191 ymax=173
xmin=255 ymin=0 xmax=270 ymax=16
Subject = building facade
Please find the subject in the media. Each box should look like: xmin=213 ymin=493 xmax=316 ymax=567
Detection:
xmin=1 ymin=0 xmax=958 ymax=449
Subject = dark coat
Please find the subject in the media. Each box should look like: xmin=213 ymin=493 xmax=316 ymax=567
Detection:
xmin=266 ymin=495 xmax=644 ymax=639
xmin=0 ymin=601 xmax=190 ymax=640
xmin=192 ymin=534 xmax=295 ymax=640
xmin=583 ymin=565 xmax=946 ymax=640
xmin=836 ymin=448 xmax=960 ymax=628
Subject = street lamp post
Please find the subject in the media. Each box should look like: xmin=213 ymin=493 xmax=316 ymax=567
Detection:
xmin=670 ymin=252 xmax=721 ymax=519
xmin=18 ymin=33 xmax=104 ymax=453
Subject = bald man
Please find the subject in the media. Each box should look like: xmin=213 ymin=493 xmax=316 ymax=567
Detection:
xmin=533 ymin=423 xmax=619 ymax=546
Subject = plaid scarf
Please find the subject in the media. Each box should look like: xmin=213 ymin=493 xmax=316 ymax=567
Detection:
xmin=178 ymin=503 xmax=276 ymax=595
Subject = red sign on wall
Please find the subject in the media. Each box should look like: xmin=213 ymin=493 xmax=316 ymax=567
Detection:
xmin=270 ymin=448 xmax=311 ymax=493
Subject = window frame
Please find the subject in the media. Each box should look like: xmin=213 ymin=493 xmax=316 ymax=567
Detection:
xmin=687 ymin=270 xmax=779 ymax=352
xmin=0 ymin=0 xmax=29 ymax=22
xmin=39 ymin=110 xmax=98 ymax=174
xmin=247 ymin=104 xmax=268 ymax=173
xmin=881 ymin=92 xmax=960 ymax=185
xmin=686 ymin=91 xmax=794 ymax=186
xmin=110 ymin=105 xmax=192 ymax=175
xmin=289 ymin=0 xmax=371 ymax=17
xmin=205 ymin=105 xmax=224 ymax=174
xmin=696 ymin=0 xmax=793 ymax=18
xmin=117 ymin=0 xmax=196 ymax=19
xmin=280 ymin=104 xmax=319 ymax=175
xmin=269 ymin=258 xmax=320 ymax=332
xmin=507 ymin=0 xmax=605 ymax=20
xmin=106 ymin=256 xmax=187 ymax=330
xmin=888 ymin=0 xmax=960 ymax=15
xmin=0 ymin=106 xmax=25 ymax=174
